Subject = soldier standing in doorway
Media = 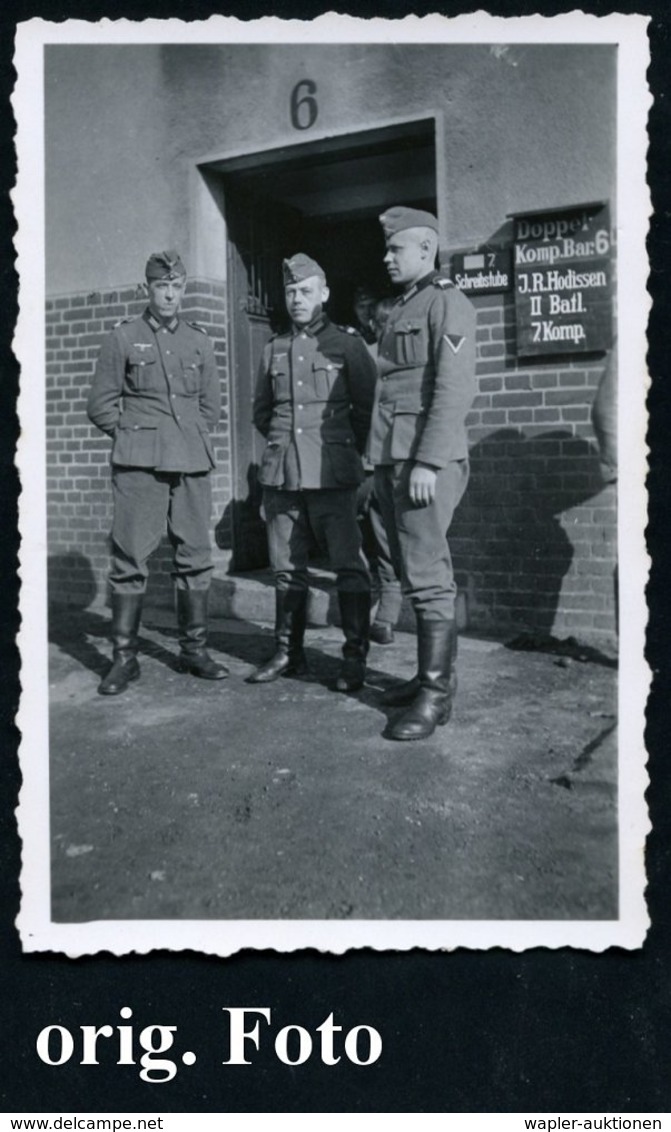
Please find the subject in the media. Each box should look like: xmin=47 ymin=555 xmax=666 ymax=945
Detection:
xmin=351 ymin=284 xmax=378 ymax=347
xmin=87 ymin=250 xmax=229 ymax=695
xmin=369 ymin=207 xmax=477 ymax=740
xmin=353 ymin=292 xmax=404 ymax=645
xmin=247 ymin=253 xmax=377 ymax=693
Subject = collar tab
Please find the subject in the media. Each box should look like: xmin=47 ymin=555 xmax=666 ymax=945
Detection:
xmin=401 ymin=270 xmax=438 ymax=303
xmin=145 ymin=308 xmax=179 ymax=332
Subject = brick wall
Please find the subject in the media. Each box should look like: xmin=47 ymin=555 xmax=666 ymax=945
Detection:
xmin=46 ymin=279 xmax=232 ymax=610
xmin=45 ymin=285 xmax=617 ymax=648
xmin=450 ymin=292 xmax=616 ymax=647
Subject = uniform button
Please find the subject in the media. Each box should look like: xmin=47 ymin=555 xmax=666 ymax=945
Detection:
xmin=166 ymin=349 xmax=171 ymax=355
xmin=297 ymin=404 xmax=303 ymax=410
xmin=298 ymin=356 xmax=304 ymax=361
xmin=297 ymin=428 xmax=303 ymax=434
xmin=327 ymin=364 xmax=333 ymax=371
xmin=171 ymin=394 xmax=176 ymax=399
xmin=301 ymin=333 xmax=307 ymax=339
xmin=297 ymin=381 xmax=303 ymax=386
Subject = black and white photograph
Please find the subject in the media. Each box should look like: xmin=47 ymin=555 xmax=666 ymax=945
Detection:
xmin=14 ymin=12 xmax=649 ymax=956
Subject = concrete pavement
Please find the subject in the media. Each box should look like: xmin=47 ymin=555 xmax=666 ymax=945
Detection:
xmin=48 ymin=603 xmax=618 ymax=924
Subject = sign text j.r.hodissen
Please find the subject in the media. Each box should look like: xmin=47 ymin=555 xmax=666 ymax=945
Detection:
xmin=512 ymin=203 xmax=613 ymax=356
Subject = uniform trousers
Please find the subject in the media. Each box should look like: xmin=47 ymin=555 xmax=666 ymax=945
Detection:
xmin=263 ymin=486 xmax=370 ymax=596
xmin=373 ymin=460 xmax=469 ymax=621
xmin=110 ymin=467 xmax=214 ymax=593
xmin=357 ymin=475 xmax=403 ymax=625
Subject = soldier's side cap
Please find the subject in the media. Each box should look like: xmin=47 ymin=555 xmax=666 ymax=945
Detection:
xmin=145 ymin=249 xmax=187 ymax=281
xmin=282 ymin=253 xmax=326 ymax=285
xmin=379 ymin=207 xmax=439 ymax=237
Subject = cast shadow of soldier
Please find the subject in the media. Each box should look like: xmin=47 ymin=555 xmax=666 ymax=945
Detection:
xmin=47 ymin=550 xmax=271 ymax=687
xmin=48 ymin=554 xmax=112 ymax=678
xmin=47 ymin=552 xmax=198 ymax=679
xmin=208 ymin=425 xmax=617 ymax=716
xmin=449 ymin=427 xmax=617 ymax=665
xmin=48 ymin=420 xmax=614 ymax=705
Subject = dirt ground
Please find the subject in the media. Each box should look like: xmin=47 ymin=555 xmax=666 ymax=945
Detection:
xmin=47 ymin=606 xmax=618 ymax=923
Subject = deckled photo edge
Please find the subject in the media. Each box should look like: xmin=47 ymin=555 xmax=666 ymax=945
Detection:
xmin=12 ymin=12 xmax=652 ymax=956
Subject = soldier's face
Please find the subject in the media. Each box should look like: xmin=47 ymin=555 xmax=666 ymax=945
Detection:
xmin=353 ymin=292 xmax=375 ymax=329
xmin=285 ymin=276 xmax=329 ymax=327
xmin=147 ymin=276 xmax=186 ymax=320
xmin=384 ymin=230 xmax=428 ymax=287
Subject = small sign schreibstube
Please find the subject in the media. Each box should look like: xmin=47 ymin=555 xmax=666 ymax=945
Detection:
xmin=450 ymin=249 xmax=512 ymax=295
xmin=512 ymin=202 xmax=613 ymax=357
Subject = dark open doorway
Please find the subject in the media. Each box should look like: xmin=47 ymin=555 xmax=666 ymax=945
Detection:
xmin=208 ymin=118 xmax=438 ymax=569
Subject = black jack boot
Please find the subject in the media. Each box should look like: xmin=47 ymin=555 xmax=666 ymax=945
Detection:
xmin=176 ymin=589 xmax=229 ymax=680
xmin=380 ymin=619 xmax=458 ymax=707
xmin=98 ymin=593 xmax=143 ymax=695
xmin=246 ymin=589 xmax=308 ymax=684
xmin=388 ymin=619 xmax=457 ymax=741
xmin=335 ymin=591 xmax=371 ymax=693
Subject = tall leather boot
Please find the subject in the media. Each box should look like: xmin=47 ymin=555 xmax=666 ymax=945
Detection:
xmin=388 ymin=619 xmax=456 ymax=741
xmin=176 ymin=589 xmax=229 ymax=680
xmin=380 ymin=619 xmax=458 ymax=707
xmin=246 ymin=589 xmax=308 ymax=684
xmin=98 ymin=593 xmax=143 ymax=696
xmin=335 ymin=591 xmax=371 ymax=693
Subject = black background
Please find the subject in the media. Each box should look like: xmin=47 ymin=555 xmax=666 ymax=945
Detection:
xmin=2 ymin=0 xmax=670 ymax=1113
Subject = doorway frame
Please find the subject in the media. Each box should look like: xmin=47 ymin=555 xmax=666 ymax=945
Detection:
xmin=191 ymin=111 xmax=446 ymax=278
xmin=190 ymin=111 xmax=445 ymax=569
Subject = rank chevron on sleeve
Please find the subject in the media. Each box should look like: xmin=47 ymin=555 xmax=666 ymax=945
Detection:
xmin=443 ymin=333 xmax=465 ymax=354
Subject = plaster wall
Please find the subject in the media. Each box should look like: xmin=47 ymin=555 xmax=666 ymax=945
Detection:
xmin=45 ymin=43 xmax=615 ymax=294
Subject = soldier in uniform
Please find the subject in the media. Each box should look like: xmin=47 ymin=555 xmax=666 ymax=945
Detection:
xmin=351 ymin=284 xmax=378 ymax=347
xmin=354 ymin=294 xmax=404 ymax=645
xmin=591 ymin=348 xmax=617 ymax=484
xmin=87 ymin=249 xmax=228 ymax=695
xmin=247 ymin=253 xmax=377 ymax=692
xmin=369 ymin=207 xmax=477 ymax=740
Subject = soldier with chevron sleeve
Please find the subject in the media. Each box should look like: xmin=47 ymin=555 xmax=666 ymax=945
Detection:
xmin=368 ymin=207 xmax=477 ymax=740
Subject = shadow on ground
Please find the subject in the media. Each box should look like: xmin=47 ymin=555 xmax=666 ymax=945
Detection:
xmin=46 ymin=605 xmax=619 ymax=926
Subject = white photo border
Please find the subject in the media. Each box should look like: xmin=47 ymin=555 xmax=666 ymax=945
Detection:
xmin=13 ymin=11 xmax=651 ymax=955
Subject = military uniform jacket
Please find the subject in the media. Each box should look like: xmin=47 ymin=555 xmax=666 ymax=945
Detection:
xmin=253 ymin=313 xmax=377 ymax=490
xmin=87 ymin=309 xmax=220 ymax=473
xmin=367 ymin=271 xmax=477 ymax=468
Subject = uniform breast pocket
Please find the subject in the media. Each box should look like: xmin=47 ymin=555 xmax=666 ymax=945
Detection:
xmin=180 ymin=350 xmax=204 ymax=395
xmin=313 ymin=358 xmax=344 ymax=401
xmin=393 ymin=320 xmax=428 ymax=367
xmin=126 ymin=347 xmax=158 ymax=391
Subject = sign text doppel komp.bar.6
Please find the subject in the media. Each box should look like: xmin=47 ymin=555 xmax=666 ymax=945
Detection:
xmin=513 ymin=202 xmax=613 ymax=356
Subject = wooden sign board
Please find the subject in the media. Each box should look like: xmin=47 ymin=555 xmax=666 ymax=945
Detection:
xmin=512 ymin=203 xmax=613 ymax=356
xmin=451 ymin=248 xmax=512 ymax=295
